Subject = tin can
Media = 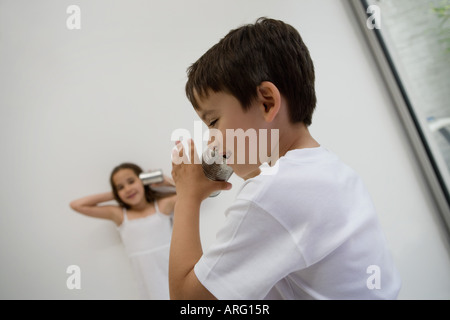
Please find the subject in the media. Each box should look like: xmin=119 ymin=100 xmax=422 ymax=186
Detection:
xmin=139 ymin=169 xmax=164 ymax=185
xmin=201 ymin=147 xmax=233 ymax=197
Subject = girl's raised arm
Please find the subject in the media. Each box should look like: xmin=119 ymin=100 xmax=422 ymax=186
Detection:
xmin=70 ymin=192 xmax=122 ymax=225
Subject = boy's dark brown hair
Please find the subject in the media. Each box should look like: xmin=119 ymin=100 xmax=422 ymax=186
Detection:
xmin=185 ymin=17 xmax=316 ymax=126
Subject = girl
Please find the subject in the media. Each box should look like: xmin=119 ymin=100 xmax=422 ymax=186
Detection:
xmin=70 ymin=162 xmax=177 ymax=300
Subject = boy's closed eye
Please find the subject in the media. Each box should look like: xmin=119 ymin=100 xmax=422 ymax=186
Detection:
xmin=208 ymin=119 xmax=218 ymax=128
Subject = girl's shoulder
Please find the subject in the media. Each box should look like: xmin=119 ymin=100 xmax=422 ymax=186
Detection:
xmin=109 ymin=205 xmax=125 ymax=226
xmin=156 ymin=194 xmax=177 ymax=216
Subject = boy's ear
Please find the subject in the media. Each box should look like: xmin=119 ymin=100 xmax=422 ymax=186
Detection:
xmin=257 ymin=81 xmax=281 ymax=123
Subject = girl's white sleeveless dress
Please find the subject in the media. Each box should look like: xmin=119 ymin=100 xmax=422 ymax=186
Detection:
xmin=117 ymin=200 xmax=172 ymax=299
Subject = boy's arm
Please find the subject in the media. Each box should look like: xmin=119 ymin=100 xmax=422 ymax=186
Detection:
xmin=169 ymin=139 xmax=231 ymax=300
xmin=169 ymin=195 xmax=215 ymax=299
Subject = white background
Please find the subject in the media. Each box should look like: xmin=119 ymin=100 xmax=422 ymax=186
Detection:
xmin=0 ymin=0 xmax=449 ymax=299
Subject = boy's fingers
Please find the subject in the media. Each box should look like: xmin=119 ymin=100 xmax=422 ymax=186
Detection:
xmin=171 ymin=144 xmax=181 ymax=165
xmin=216 ymin=181 xmax=232 ymax=191
xmin=172 ymin=141 xmax=188 ymax=165
xmin=188 ymin=139 xmax=200 ymax=164
xmin=224 ymin=182 xmax=232 ymax=190
xmin=177 ymin=140 xmax=192 ymax=163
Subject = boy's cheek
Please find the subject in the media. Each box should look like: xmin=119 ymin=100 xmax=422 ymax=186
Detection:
xmin=225 ymin=143 xmax=245 ymax=165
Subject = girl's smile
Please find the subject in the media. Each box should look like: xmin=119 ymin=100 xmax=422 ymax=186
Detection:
xmin=126 ymin=192 xmax=138 ymax=200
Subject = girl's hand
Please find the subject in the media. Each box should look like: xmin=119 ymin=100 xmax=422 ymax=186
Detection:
xmin=171 ymin=139 xmax=231 ymax=202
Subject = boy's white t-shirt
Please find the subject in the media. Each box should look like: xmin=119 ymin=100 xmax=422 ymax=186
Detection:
xmin=194 ymin=146 xmax=401 ymax=300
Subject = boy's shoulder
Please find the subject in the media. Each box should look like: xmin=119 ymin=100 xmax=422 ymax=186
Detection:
xmin=238 ymin=146 xmax=342 ymax=199
xmin=235 ymin=146 xmax=368 ymax=221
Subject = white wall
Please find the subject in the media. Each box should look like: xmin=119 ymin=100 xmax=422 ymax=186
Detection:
xmin=0 ymin=0 xmax=449 ymax=299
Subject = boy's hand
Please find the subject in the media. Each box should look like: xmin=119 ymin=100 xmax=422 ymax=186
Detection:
xmin=171 ymin=139 xmax=232 ymax=202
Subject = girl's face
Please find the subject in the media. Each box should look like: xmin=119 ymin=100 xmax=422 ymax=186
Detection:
xmin=112 ymin=168 xmax=146 ymax=208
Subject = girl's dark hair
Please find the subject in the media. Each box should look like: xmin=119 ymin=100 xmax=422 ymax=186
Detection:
xmin=110 ymin=162 xmax=161 ymax=209
xmin=186 ymin=17 xmax=316 ymax=126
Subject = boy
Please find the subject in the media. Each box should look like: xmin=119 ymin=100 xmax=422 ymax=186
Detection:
xmin=170 ymin=17 xmax=401 ymax=299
